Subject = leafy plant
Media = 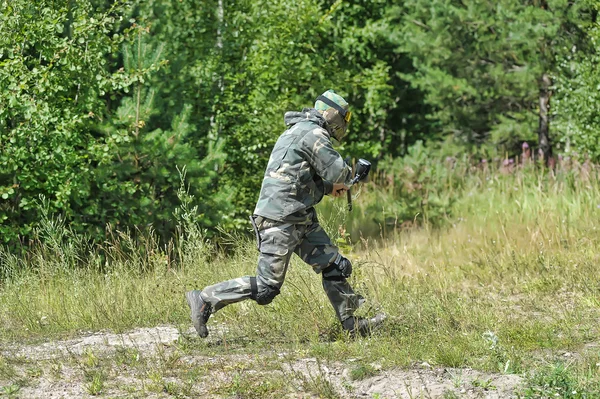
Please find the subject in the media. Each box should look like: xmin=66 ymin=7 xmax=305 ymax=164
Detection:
xmin=519 ymin=363 xmax=593 ymax=398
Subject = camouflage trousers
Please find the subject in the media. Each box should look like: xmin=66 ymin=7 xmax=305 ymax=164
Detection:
xmin=200 ymin=214 xmax=363 ymax=322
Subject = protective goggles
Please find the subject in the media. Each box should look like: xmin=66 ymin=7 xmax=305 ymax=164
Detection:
xmin=316 ymin=95 xmax=352 ymax=122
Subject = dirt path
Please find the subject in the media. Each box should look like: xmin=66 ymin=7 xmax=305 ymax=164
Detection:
xmin=0 ymin=326 xmax=523 ymax=398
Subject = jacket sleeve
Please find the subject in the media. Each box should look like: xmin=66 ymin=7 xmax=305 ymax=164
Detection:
xmin=300 ymin=127 xmax=351 ymax=193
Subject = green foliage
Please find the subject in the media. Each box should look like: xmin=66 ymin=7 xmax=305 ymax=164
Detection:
xmin=320 ymin=141 xmax=468 ymax=241
xmin=320 ymin=141 xmax=600 ymax=244
xmin=520 ymin=363 xmax=600 ymax=398
xmin=329 ymin=0 xmax=434 ymax=158
xmin=0 ymin=1 xmax=230 ymax=247
xmin=553 ymin=0 xmax=600 ymax=160
xmin=1 ymin=0 xmax=600 ymax=247
xmin=0 ymin=0 xmax=126 ymax=244
xmin=395 ymin=0 xmax=589 ymax=152
xmin=87 ymin=24 xmax=231 ymax=239
xmin=377 ymin=141 xmax=466 ymax=226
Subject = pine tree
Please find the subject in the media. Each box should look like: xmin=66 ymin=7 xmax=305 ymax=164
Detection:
xmin=86 ymin=24 xmax=231 ymax=241
xmin=395 ymin=0 xmax=591 ymax=160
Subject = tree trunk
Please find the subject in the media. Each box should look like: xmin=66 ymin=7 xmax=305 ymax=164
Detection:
xmin=538 ymin=73 xmax=552 ymax=164
xmin=217 ymin=0 xmax=224 ymax=52
xmin=210 ymin=0 xmax=224 ymax=135
xmin=378 ymin=126 xmax=386 ymax=160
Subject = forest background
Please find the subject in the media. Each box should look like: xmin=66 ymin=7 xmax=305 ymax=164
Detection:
xmin=1 ymin=0 xmax=600 ymax=248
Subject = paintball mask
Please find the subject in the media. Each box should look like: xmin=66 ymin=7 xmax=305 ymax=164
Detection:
xmin=315 ymin=90 xmax=352 ymax=141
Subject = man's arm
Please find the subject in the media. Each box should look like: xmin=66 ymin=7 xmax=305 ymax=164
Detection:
xmin=300 ymin=127 xmax=351 ymax=195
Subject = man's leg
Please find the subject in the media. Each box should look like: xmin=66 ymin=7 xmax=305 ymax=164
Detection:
xmin=295 ymin=220 xmax=385 ymax=336
xmin=187 ymin=217 xmax=302 ymax=337
xmin=294 ymin=222 xmax=364 ymax=323
xmin=199 ymin=277 xmax=254 ymax=312
xmin=201 ymin=219 xmax=300 ymax=309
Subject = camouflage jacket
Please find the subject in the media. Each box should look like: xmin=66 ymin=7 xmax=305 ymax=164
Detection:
xmin=253 ymin=108 xmax=352 ymax=223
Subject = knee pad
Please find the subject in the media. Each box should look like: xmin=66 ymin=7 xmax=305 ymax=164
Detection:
xmin=322 ymin=255 xmax=352 ymax=281
xmin=249 ymin=277 xmax=280 ymax=305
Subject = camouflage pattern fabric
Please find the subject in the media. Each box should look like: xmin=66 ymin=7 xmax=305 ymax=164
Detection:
xmin=200 ymin=212 xmax=363 ymax=321
xmin=253 ymin=108 xmax=351 ymax=224
xmin=199 ymin=107 xmax=361 ymax=322
xmin=314 ymin=89 xmax=349 ymax=113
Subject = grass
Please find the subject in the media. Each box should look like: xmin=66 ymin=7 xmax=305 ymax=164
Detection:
xmin=349 ymin=363 xmax=379 ymax=381
xmin=1 ymin=160 xmax=600 ymax=396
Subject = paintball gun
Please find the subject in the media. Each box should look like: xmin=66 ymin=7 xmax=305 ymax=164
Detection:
xmin=346 ymin=158 xmax=371 ymax=211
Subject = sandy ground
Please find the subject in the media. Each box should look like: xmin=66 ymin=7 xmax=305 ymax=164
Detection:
xmin=1 ymin=326 xmax=523 ymax=398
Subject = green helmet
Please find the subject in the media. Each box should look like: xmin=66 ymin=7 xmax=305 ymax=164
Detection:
xmin=314 ymin=89 xmax=352 ymax=141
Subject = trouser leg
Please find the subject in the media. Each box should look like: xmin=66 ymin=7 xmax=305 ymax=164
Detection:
xmin=322 ymin=278 xmax=364 ymax=322
xmin=295 ymin=220 xmax=363 ymax=322
xmin=201 ymin=218 xmax=300 ymax=312
xmin=200 ymin=277 xmax=253 ymax=312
